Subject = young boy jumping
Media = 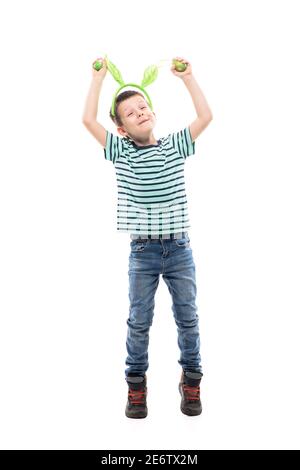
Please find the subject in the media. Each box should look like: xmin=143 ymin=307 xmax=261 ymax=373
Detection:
xmin=82 ymin=56 xmax=213 ymax=418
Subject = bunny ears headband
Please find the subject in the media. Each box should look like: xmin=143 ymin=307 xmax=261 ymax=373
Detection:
xmin=105 ymin=55 xmax=160 ymax=117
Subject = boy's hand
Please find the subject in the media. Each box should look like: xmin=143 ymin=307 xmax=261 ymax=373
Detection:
xmin=171 ymin=57 xmax=192 ymax=79
xmin=92 ymin=57 xmax=108 ymax=81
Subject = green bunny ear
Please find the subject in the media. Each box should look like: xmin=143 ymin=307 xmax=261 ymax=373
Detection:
xmin=140 ymin=64 xmax=159 ymax=88
xmin=105 ymin=55 xmax=125 ymax=86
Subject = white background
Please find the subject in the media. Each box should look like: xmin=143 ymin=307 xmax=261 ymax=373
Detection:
xmin=0 ymin=0 xmax=299 ymax=450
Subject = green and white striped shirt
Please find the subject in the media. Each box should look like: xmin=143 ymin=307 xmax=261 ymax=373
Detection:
xmin=104 ymin=126 xmax=196 ymax=235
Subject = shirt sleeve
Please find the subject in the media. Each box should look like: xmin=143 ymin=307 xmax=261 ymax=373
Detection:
xmin=103 ymin=130 xmax=123 ymax=164
xmin=169 ymin=126 xmax=195 ymax=160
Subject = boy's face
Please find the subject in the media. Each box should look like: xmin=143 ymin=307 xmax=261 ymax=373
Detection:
xmin=117 ymin=95 xmax=156 ymax=139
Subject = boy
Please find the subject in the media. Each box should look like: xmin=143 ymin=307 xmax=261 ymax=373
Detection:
xmin=82 ymin=56 xmax=213 ymax=418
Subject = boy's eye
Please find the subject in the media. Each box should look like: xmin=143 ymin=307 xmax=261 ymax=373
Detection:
xmin=128 ymin=107 xmax=146 ymax=117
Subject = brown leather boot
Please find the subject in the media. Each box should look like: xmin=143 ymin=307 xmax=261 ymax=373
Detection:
xmin=179 ymin=370 xmax=202 ymax=416
xmin=125 ymin=374 xmax=148 ymax=419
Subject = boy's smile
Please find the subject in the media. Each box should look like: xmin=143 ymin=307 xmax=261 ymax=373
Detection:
xmin=117 ymin=94 xmax=157 ymax=146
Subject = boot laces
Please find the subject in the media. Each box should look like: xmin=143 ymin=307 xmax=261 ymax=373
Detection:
xmin=183 ymin=384 xmax=200 ymax=401
xmin=128 ymin=387 xmax=146 ymax=405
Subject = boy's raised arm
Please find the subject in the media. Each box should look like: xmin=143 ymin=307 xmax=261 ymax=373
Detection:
xmin=171 ymin=57 xmax=213 ymax=142
xmin=183 ymin=75 xmax=213 ymax=142
xmin=82 ymin=59 xmax=108 ymax=148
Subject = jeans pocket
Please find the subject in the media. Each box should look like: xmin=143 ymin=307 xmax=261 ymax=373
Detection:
xmin=130 ymin=240 xmax=148 ymax=252
xmin=175 ymin=236 xmax=190 ymax=247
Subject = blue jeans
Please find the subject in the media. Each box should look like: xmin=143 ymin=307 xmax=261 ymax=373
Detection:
xmin=125 ymin=233 xmax=203 ymax=378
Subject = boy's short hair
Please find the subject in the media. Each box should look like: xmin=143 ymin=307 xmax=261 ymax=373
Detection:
xmin=109 ymin=90 xmax=146 ymax=127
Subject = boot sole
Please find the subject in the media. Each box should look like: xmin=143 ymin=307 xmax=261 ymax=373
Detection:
xmin=125 ymin=408 xmax=148 ymax=419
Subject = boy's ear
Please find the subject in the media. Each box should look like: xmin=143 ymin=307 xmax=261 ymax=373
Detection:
xmin=117 ymin=127 xmax=128 ymax=138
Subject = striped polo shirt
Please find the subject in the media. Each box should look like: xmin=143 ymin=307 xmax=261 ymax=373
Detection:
xmin=104 ymin=126 xmax=196 ymax=235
